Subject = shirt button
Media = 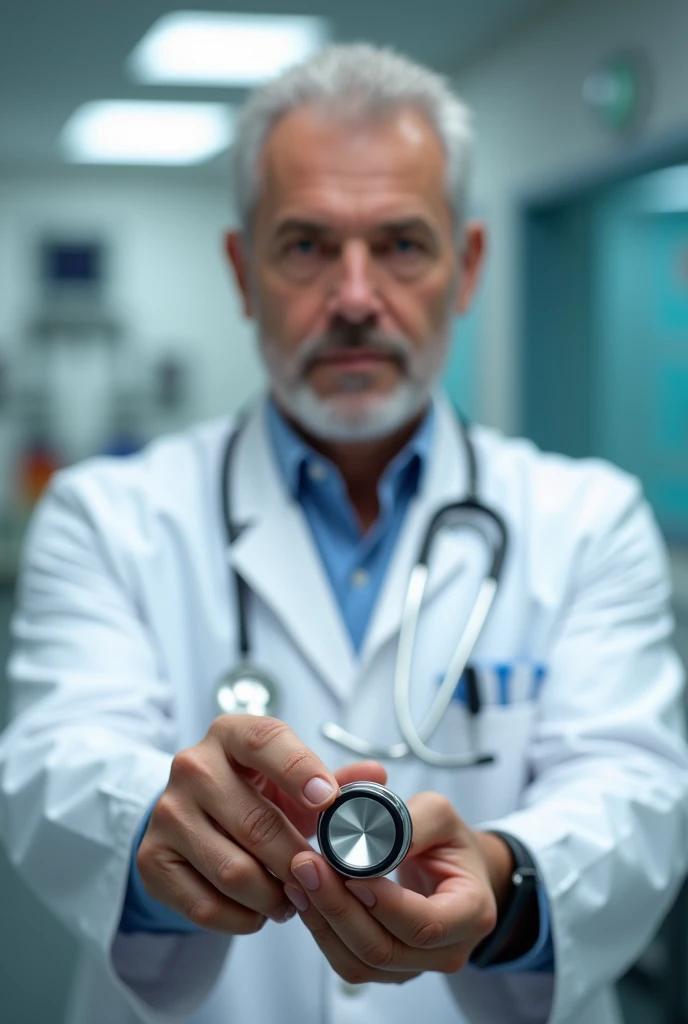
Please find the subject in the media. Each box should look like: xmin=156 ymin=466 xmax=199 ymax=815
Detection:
xmin=350 ymin=568 xmax=370 ymax=588
xmin=339 ymin=980 xmax=366 ymax=996
xmin=307 ymin=462 xmax=328 ymax=482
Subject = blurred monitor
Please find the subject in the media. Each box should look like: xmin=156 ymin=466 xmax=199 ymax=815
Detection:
xmin=41 ymin=240 xmax=104 ymax=298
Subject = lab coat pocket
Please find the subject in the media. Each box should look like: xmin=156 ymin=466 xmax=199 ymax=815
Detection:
xmin=427 ymin=663 xmax=543 ymax=825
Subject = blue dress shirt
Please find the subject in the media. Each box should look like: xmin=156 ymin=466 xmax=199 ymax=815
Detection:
xmin=119 ymin=399 xmax=554 ymax=972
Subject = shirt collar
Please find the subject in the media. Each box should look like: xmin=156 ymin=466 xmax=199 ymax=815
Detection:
xmin=266 ymin=396 xmax=436 ymax=501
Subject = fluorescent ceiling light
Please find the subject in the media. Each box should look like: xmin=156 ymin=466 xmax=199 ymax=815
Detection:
xmin=127 ymin=11 xmax=329 ymax=86
xmin=60 ymin=101 xmax=234 ymax=165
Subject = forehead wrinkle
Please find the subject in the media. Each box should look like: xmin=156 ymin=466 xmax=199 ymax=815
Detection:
xmin=256 ymin=105 xmax=451 ymax=236
xmin=272 ymin=195 xmax=442 ymax=239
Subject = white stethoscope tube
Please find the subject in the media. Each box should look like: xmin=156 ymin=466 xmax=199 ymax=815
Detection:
xmin=218 ymin=410 xmax=507 ymax=768
xmin=321 ymin=571 xmax=498 ymax=766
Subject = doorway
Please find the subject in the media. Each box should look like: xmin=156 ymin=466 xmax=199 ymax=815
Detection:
xmin=521 ymin=147 xmax=688 ymax=545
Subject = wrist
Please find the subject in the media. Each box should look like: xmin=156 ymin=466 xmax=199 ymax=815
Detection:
xmin=469 ymin=830 xmax=540 ymax=967
xmin=473 ymin=829 xmax=516 ymax=913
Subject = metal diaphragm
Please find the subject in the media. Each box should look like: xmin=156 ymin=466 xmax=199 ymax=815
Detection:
xmin=317 ymin=782 xmax=413 ymax=879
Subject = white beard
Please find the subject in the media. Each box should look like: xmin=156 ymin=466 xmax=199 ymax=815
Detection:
xmin=258 ymin=327 xmax=451 ymax=443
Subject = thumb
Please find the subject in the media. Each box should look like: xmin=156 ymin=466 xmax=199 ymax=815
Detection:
xmin=405 ymin=791 xmax=468 ymax=856
xmin=272 ymin=760 xmax=388 ymax=838
xmin=333 ymin=760 xmax=388 ymax=790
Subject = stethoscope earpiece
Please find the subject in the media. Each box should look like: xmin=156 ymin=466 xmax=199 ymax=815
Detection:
xmin=317 ymin=782 xmax=413 ymax=879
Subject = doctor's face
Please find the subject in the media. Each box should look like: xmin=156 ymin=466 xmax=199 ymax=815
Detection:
xmin=227 ymin=106 xmax=484 ymax=441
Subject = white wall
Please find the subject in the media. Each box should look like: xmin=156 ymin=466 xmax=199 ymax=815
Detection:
xmin=0 ymin=170 xmax=265 ymax=511
xmin=2 ymin=0 xmax=686 ymax=456
xmin=452 ymin=0 xmax=688 ymax=433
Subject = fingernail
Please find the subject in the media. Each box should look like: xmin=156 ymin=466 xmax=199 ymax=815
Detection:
xmin=303 ymin=777 xmax=336 ymax=806
xmin=345 ymin=882 xmax=377 ymax=908
xmin=276 ymin=901 xmax=294 ymax=925
xmin=270 ymin=905 xmax=296 ymax=929
xmin=292 ymin=859 xmax=320 ymax=891
xmin=284 ymin=883 xmax=310 ymax=913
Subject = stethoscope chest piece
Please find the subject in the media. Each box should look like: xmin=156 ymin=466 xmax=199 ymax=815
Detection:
xmin=317 ymin=782 xmax=413 ymax=879
xmin=215 ymin=664 xmax=280 ymax=718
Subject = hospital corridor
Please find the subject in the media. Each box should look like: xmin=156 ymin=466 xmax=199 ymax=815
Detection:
xmin=1 ymin=0 xmax=687 ymax=1021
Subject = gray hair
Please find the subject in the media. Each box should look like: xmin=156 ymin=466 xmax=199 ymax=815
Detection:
xmin=232 ymin=43 xmax=473 ymax=244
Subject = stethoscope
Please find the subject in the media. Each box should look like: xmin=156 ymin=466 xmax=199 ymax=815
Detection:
xmin=215 ymin=408 xmax=509 ymax=770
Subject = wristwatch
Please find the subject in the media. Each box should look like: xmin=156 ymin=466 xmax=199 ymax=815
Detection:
xmin=469 ymin=830 xmax=539 ymax=968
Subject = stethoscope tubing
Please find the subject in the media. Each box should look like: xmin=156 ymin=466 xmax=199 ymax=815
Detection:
xmin=219 ymin=406 xmax=508 ymax=768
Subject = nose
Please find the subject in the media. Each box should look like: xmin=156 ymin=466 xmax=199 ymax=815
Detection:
xmin=327 ymin=239 xmax=382 ymax=324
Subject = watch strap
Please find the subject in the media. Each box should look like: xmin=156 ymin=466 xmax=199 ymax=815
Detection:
xmin=469 ymin=830 xmax=539 ymax=968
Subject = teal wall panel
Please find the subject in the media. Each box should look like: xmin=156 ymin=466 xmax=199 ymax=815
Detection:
xmin=522 ymin=176 xmax=688 ymax=543
xmin=442 ymin=301 xmax=481 ymax=422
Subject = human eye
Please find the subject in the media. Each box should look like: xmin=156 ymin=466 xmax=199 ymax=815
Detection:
xmin=372 ymin=234 xmax=428 ymax=260
xmin=372 ymin=232 xmax=432 ymax=278
xmin=393 ymin=236 xmax=424 ymax=255
xmin=275 ymin=232 xmax=337 ymax=283
xmin=282 ymin=235 xmax=318 ymax=258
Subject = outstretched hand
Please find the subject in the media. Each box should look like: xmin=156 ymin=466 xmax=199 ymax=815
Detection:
xmin=285 ymin=792 xmax=503 ymax=985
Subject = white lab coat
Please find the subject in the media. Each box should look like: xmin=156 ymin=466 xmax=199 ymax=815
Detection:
xmin=1 ymin=395 xmax=687 ymax=1024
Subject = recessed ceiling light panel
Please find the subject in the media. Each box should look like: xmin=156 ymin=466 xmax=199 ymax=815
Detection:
xmin=128 ymin=11 xmax=330 ymax=87
xmin=60 ymin=101 xmax=234 ymax=164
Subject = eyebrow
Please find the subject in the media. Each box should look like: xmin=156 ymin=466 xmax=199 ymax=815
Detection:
xmin=271 ymin=216 xmax=439 ymax=242
xmin=272 ymin=219 xmax=329 ymax=242
xmin=375 ymin=217 xmax=437 ymax=237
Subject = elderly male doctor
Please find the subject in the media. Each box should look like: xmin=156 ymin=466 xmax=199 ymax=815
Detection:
xmin=1 ymin=43 xmax=687 ymax=1024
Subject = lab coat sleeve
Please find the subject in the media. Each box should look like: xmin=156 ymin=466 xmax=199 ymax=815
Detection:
xmin=0 ymin=469 xmax=232 ymax=1023
xmin=448 ymin=474 xmax=688 ymax=1024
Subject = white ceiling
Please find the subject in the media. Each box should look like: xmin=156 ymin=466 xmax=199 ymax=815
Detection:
xmin=0 ymin=0 xmax=552 ymax=175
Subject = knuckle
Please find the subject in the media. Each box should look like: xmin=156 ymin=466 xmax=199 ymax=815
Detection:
xmin=135 ymin=840 xmax=156 ymax=881
xmin=242 ymin=716 xmax=290 ymax=755
xmin=408 ymin=915 xmax=448 ymax=948
xmin=232 ymin=913 xmax=266 ymax=936
xmin=170 ymin=748 xmax=214 ymax=790
xmin=320 ymin=899 xmax=350 ymax=925
xmin=358 ymin=939 xmax=394 ymax=970
xmin=186 ymin=896 xmax=221 ymax=930
xmin=169 ymin=748 xmax=199 ymax=780
xmin=309 ymin=921 xmax=339 ymax=949
xmin=478 ymin=901 xmax=498 ymax=938
xmin=464 ymin=889 xmax=497 ymax=939
xmin=151 ymin=792 xmax=183 ymax=829
xmin=214 ymin=852 xmax=250 ymax=892
xmin=393 ymin=972 xmax=420 ymax=986
xmin=439 ymin=950 xmax=468 ymax=975
xmin=239 ymin=802 xmax=284 ymax=850
xmin=421 ymin=791 xmax=453 ymax=820
xmin=208 ymin=715 xmax=230 ymax=738
xmin=280 ymin=746 xmax=317 ymax=782
xmin=339 ymin=964 xmax=373 ymax=986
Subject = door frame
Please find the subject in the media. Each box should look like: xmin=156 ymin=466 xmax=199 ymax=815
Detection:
xmin=518 ymin=121 xmax=688 ymax=450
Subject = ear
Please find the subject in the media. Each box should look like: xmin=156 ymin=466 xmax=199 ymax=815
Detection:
xmin=454 ymin=221 xmax=486 ymax=315
xmin=224 ymin=231 xmax=253 ymax=318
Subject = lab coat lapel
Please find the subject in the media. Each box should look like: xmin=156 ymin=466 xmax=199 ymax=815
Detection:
xmin=226 ymin=401 xmax=356 ymax=703
xmin=360 ymin=396 xmax=471 ymax=667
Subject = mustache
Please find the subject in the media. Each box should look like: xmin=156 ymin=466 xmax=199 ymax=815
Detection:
xmin=296 ymin=321 xmax=413 ymax=375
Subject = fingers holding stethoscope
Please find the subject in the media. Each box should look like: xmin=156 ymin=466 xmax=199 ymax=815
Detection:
xmin=285 ymin=852 xmax=474 ymax=978
xmin=284 ymin=791 xmax=498 ymax=979
xmin=137 ymin=714 xmax=346 ymax=932
xmin=207 ymin=713 xmax=340 ymax=812
xmin=137 ymin=830 xmax=289 ymax=932
xmin=137 ymin=782 xmax=306 ymax=928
